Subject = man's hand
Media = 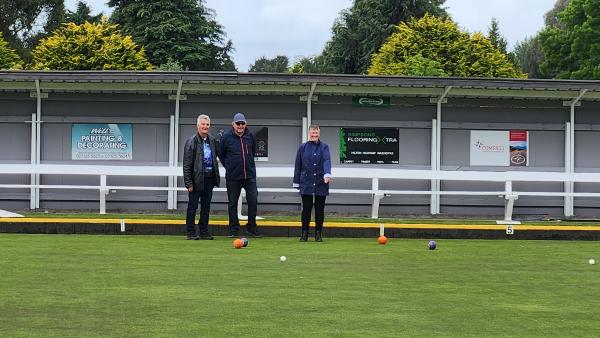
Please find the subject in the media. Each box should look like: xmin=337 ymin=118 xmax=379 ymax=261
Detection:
xmin=187 ymin=187 xmax=193 ymax=192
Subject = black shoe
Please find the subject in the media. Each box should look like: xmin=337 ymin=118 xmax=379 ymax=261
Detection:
xmin=227 ymin=232 xmax=239 ymax=238
xmin=186 ymin=233 xmax=198 ymax=240
xmin=315 ymin=231 xmax=323 ymax=242
xmin=198 ymin=233 xmax=214 ymax=240
xmin=246 ymin=226 xmax=263 ymax=238
xmin=299 ymin=231 xmax=308 ymax=242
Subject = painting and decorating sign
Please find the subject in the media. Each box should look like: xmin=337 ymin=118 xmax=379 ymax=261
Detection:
xmin=72 ymin=124 xmax=132 ymax=160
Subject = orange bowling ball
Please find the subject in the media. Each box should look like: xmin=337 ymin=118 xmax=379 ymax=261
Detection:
xmin=233 ymin=238 xmax=244 ymax=249
xmin=377 ymin=235 xmax=388 ymax=245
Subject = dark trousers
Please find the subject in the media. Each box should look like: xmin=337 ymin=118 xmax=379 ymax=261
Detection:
xmin=301 ymin=194 xmax=326 ymax=232
xmin=186 ymin=176 xmax=215 ymax=235
xmin=226 ymin=178 xmax=258 ymax=233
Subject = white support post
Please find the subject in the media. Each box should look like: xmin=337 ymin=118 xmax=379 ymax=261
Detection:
xmin=99 ymin=175 xmax=108 ymax=214
xmin=303 ymin=83 xmax=317 ymax=143
xmin=170 ymin=80 xmax=183 ymax=210
xmin=168 ymin=115 xmax=175 ymax=209
xmin=430 ymin=86 xmax=451 ymax=215
xmin=34 ymin=80 xmax=42 ymax=209
xmin=302 ymin=117 xmax=308 ymax=143
xmin=237 ymin=189 xmax=247 ymax=220
xmin=564 ymin=90 xmax=586 ymax=217
xmin=30 ymin=113 xmax=37 ymax=209
xmin=430 ymin=118 xmax=438 ymax=214
xmin=564 ymin=122 xmax=573 ymax=217
xmin=497 ymin=181 xmax=520 ymax=224
xmin=371 ymin=178 xmax=382 ymax=219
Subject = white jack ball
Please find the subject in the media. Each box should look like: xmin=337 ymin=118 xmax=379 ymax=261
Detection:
xmin=280 ymin=255 xmax=287 ymax=262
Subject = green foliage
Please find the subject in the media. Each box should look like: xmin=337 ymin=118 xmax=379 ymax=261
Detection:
xmin=30 ymin=21 xmax=153 ymax=70
xmin=320 ymin=0 xmax=448 ymax=74
xmin=157 ymin=59 xmax=185 ymax=71
xmin=288 ymin=55 xmax=335 ymax=74
xmin=0 ymin=32 xmax=22 ymax=69
xmin=109 ymin=0 xmax=235 ymax=71
xmin=487 ymin=18 xmax=508 ymax=54
xmin=368 ymin=15 xmax=525 ymax=78
xmin=403 ymin=54 xmax=447 ymax=76
xmin=540 ymin=0 xmax=600 ymax=79
xmin=513 ymin=35 xmax=547 ymax=78
xmin=0 ymin=0 xmax=65 ymax=60
xmin=249 ymin=55 xmax=289 ymax=73
xmin=544 ymin=0 xmax=571 ymax=28
xmin=65 ymin=1 xmax=103 ymax=25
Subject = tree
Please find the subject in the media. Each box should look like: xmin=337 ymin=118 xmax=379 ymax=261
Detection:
xmin=320 ymin=0 xmax=447 ymax=74
xmin=30 ymin=21 xmax=153 ymax=70
xmin=512 ymin=35 xmax=546 ymax=78
xmin=249 ymin=55 xmax=289 ymax=73
xmin=0 ymin=32 xmax=22 ymax=69
xmin=508 ymin=0 xmax=570 ymax=79
xmin=402 ymin=54 xmax=447 ymax=76
xmin=539 ymin=0 xmax=600 ymax=79
xmin=288 ymin=55 xmax=336 ymax=74
xmin=368 ymin=15 xmax=525 ymax=78
xmin=0 ymin=0 xmax=64 ymax=57
xmin=65 ymin=1 xmax=103 ymax=24
xmin=157 ymin=59 xmax=184 ymax=71
xmin=544 ymin=0 xmax=571 ymax=28
xmin=109 ymin=0 xmax=235 ymax=71
xmin=487 ymin=18 xmax=508 ymax=54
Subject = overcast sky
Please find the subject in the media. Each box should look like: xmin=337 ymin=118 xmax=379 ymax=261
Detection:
xmin=66 ymin=0 xmax=557 ymax=71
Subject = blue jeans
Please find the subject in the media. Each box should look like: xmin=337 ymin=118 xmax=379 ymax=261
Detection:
xmin=186 ymin=176 xmax=215 ymax=235
xmin=226 ymin=178 xmax=258 ymax=233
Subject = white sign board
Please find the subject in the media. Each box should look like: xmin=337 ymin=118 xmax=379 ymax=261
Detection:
xmin=470 ymin=130 xmax=509 ymax=166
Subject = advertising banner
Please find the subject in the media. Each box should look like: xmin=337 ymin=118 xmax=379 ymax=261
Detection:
xmin=509 ymin=130 xmax=528 ymax=166
xmin=470 ymin=130 xmax=529 ymax=166
xmin=339 ymin=128 xmax=399 ymax=164
xmin=470 ymin=130 xmax=509 ymax=166
xmin=72 ymin=124 xmax=132 ymax=160
xmin=215 ymin=125 xmax=268 ymax=161
xmin=352 ymin=96 xmax=390 ymax=107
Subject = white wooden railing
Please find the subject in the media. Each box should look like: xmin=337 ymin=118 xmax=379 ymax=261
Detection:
xmin=3 ymin=164 xmax=600 ymax=221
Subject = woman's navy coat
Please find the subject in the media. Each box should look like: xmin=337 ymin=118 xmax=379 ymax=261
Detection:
xmin=293 ymin=140 xmax=332 ymax=196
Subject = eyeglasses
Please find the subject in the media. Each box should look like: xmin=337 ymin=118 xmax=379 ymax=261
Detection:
xmin=235 ymin=121 xmax=246 ymax=126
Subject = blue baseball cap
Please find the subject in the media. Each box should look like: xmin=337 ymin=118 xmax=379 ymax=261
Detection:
xmin=233 ymin=112 xmax=246 ymax=123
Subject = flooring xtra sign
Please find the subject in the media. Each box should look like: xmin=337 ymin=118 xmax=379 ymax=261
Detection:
xmin=339 ymin=128 xmax=399 ymax=164
xmin=470 ymin=130 xmax=528 ymax=166
xmin=72 ymin=124 xmax=132 ymax=160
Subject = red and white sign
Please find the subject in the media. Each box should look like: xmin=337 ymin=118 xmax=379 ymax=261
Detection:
xmin=470 ymin=130 xmax=529 ymax=166
xmin=509 ymin=130 xmax=528 ymax=166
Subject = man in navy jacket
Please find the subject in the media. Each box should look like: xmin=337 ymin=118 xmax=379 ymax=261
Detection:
xmin=219 ymin=113 xmax=262 ymax=237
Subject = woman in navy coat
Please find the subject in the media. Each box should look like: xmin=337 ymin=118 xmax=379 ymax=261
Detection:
xmin=293 ymin=125 xmax=332 ymax=242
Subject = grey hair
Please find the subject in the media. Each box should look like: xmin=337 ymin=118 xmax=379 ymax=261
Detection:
xmin=309 ymin=124 xmax=320 ymax=131
xmin=197 ymin=114 xmax=211 ymax=124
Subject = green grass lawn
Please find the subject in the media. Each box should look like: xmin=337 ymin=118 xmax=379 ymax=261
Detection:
xmin=1 ymin=234 xmax=599 ymax=337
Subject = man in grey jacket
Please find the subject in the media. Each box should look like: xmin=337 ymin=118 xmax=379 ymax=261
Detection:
xmin=183 ymin=114 xmax=220 ymax=240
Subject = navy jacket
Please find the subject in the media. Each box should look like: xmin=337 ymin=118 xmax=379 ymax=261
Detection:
xmin=293 ymin=140 xmax=332 ymax=196
xmin=219 ymin=127 xmax=256 ymax=180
